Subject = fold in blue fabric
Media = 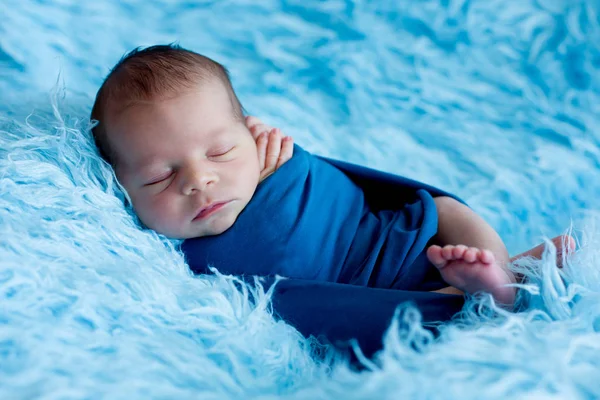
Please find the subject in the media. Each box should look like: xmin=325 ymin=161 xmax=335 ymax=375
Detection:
xmin=182 ymin=145 xmax=465 ymax=355
xmin=264 ymin=277 xmax=464 ymax=358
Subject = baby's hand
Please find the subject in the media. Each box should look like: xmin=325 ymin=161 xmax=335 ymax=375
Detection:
xmin=245 ymin=116 xmax=294 ymax=182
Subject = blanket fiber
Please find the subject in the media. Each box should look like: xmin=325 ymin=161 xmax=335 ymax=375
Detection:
xmin=2 ymin=0 xmax=600 ymax=398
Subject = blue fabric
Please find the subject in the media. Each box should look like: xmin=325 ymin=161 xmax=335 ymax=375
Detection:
xmin=258 ymin=276 xmax=464 ymax=358
xmin=182 ymin=145 xmax=462 ymax=291
xmin=182 ymin=144 xmax=466 ymax=354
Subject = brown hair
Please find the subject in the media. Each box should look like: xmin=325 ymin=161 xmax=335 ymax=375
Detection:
xmin=90 ymin=44 xmax=244 ymax=164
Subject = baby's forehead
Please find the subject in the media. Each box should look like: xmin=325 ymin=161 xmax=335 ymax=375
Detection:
xmin=106 ymin=76 xmax=233 ymax=112
xmin=105 ymin=92 xmax=240 ymax=139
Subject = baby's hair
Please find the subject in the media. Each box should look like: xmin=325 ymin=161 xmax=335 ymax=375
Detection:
xmin=90 ymin=43 xmax=244 ymax=164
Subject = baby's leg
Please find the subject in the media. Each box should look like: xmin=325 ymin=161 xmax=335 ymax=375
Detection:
xmin=427 ymin=244 xmax=516 ymax=304
xmin=511 ymin=234 xmax=575 ymax=268
xmin=432 ymin=235 xmax=576 ymax=296
xmin=427 ymin=196 xmax=515 ymax=305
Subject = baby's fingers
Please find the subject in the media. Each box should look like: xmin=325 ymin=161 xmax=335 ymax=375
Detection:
xmin=245 ymin=116 xmax=262 ymax=129
xmin=246 ymin=115 xmax=263 ymax=130
xmin=256 ymin=127 xmax=293 ymax=183
xmin=276 ymin=136 xmax=294 ymax=169
xmin=251 ymin=124 xmax=270 ymax=140
xmin=246 ymin=116 xmax=274 ymax=140
xmin=264 ymin=128 xmax=283 ymax=173
xmin=256 ymin=132 xmax=268 ymax=171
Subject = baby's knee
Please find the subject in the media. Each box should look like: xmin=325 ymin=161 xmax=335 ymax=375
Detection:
xmin=433 ymin=195 xmax=461 ymax=213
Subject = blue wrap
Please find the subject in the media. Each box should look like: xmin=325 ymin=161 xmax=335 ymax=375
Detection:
xmin=181 ymin=145 xmax=465 ymax=356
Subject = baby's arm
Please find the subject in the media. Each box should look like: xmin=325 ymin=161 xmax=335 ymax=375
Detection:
xmin=245 ymin=116 xmax=294 ymax=182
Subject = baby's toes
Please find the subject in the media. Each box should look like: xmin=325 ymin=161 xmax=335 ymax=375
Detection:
xmin=426 ymin=245 xmax=447 ymax=268
xmin=464 ymin=247 xmax=479 ymax=263
xmin=451 ymin=245 xmax=468 ymax=260
xmin=441 ymin=245 xmax=456 ymax=261
xmin=479 ymin=249 xmax=495 ymax=264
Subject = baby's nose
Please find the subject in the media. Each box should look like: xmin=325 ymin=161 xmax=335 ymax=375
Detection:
xmin=181 ymin=168 xmax=218 ymax=195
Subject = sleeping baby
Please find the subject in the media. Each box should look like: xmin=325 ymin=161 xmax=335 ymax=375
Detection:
xmin=90 ymin=44 xmax=574 ymax=307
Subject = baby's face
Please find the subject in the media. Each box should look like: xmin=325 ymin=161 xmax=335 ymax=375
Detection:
xmin=104 ymin=81 xmax=260 ymax=239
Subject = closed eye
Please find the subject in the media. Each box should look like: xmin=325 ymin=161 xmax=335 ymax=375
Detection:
xmin=144 ymin=172 xmax=173 ymax=186
xmin=208 ymin=146 xmax=235 ymax=159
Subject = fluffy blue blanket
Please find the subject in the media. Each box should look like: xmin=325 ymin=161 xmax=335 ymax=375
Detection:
xmin=1 ymin=0 xmax=600 ymax=398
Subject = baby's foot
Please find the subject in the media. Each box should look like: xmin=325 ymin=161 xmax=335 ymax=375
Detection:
xmin=427 ymin=244 xmax=516 ymax=305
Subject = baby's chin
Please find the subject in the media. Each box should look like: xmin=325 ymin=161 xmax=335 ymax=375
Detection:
xmin=181 ymin=214 xmax=238 ymax=239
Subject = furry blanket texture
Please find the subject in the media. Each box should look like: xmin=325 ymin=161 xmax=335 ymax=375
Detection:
xmin=1 ymin=0 xmax=599 ymax=398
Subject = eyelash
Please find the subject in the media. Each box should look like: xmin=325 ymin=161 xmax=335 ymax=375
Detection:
xmin=145 ymin=172 xmax=173 ymax=186
xmin=209 ymin=147 xmax=234 ymax=158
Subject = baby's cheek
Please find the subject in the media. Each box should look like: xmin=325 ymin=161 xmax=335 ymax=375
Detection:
xmin=243 ymin=149 xmax=261 ymax=175
xmin=151 ymin=195 xmax=180 ymax=221
xmin=134 ymin=195 xmax=176 ymax=230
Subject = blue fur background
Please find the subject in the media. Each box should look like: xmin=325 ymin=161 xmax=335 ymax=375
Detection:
xmin=1 ymin=0 xmax=599 ymax=398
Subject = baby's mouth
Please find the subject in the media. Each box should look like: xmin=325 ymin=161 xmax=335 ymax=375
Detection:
xmin=193 ymin=201 xmax=230 ymax=221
